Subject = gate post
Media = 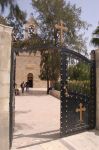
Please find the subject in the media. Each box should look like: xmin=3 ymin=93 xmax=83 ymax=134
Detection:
xmin=0 ymin=24 xmax=12 ymax=150
xmin=95 ymin=49 xmax=99 ymax=129
xmin=90 ymin=50 xmax=96 ymax=129
xmin=60 ymin=49 xmax=68 ymax=136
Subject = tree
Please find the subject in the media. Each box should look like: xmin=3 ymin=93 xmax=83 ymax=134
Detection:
xmin=91 ymin=26 xmax=99 ymax=47
xmin=68 ymin=62 xmax=90 ymax=81
xmin=0 ymin=15 xmax=7 ymax=25
xmin=39 ymin=49 xmax=60 ymax=93
xmin=0 ymin=0 xmax=27 ymax=43
xmin=31 ymin=0 xmax=89 ymax=92
xmin=0 ymin=0 xmax=14 ymax=12
xmin=32 ymin=0 xmax=89 ymax=53
xmin=0 ymin=0 xmax=26 ymax=21
xmin=7 ymin=12 xmax=26 ymax=42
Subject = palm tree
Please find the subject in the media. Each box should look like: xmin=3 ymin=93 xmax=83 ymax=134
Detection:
xmin=0 ymin=0 xmax=15 ymax=12
xmin=91 ymin=26 xmax=99 ymax=47
xmin=0 ymin=0 xmax=25 ymax=21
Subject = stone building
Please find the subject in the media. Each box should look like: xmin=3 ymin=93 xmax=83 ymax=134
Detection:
xmin=16 ymin=52 xmax=46 ymax=88
xmin=15 ymin=17 xmax=46 ymax=88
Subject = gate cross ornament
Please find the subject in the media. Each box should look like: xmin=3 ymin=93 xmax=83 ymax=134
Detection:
xmin=55 ymin=20 xmax=68 ymax=45
xmin=76 ymin=103 xmax=86 ymax=123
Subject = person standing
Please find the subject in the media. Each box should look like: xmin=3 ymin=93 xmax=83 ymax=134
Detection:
xmin=20 ymin=81 xmax=25 ymax=93
xmin=25 ymin=81 xmax=29 ymax=92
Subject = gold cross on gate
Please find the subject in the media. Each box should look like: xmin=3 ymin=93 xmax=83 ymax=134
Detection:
xmin=76 ymin=103 xmax=86 ymax=123
xmin=55 ymin=20 xmax=68 ymax=45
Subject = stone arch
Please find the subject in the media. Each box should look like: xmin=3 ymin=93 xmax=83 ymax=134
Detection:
xmin=27 ymin=73 xmax=33 ymax=87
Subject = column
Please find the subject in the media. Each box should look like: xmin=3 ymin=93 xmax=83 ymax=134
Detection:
xmin=0 ymin=24 xmax=12 ymax=150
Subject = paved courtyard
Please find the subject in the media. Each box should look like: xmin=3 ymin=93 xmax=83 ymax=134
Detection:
xmin=11 ymin=89 xmax=60 ymax=150
xmin=11 ymin=89 xmax=99 ymax=150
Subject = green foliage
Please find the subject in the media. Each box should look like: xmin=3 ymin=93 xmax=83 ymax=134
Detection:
xmin=0 ymin=14 xmax=26 ymax=43
xmin=54 ymin=62 xmax=90 ymax=93
xmin=0 ymin=0 xmax=90 ymax=85
xmin=54 ymin=80 xmax=90 ymax=94
xmin=68 ymin=80 xmax=90 ymax=94
xmin=91 ymin=26 xmax=99 ymax=47
xmin=39 ymin=49 xmax=60 ymax=81
xmin=93 ymin=26 xmax=99 ymax=35
xmin=7 ymin=17 xmax=26 ymax=42
xmin=0 ymin=0 xmax=26 ymax=21
xmin=32 ymin=0 xmax=89 ymax=54
xmin=0 ymin=0 xmax=27 ymax=45
xmin=67 ymin=62 xmax=90 ymax=94
xmin=0 ymin=0 xmax=14 ymax=12
xmin=54 ymin=82 xmax=61 ymax=91
xmin=0 ymin=16 xmax=7 ymax=25
xmin=31 ymin=0 xmax=90 ymax=84
xmin=68 ymin=62 xmax=90 ymax=81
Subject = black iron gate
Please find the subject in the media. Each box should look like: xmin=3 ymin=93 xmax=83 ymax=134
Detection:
xmin=9 ymin=49 xmax=16 ymax=148
xmin=60 ymin=48 xmax=96 ymax=136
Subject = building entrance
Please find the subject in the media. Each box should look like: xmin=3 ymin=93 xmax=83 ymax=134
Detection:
xmin=27 ymin=73 xmax=33 ymax=87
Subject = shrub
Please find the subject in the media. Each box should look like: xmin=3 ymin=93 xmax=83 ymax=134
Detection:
xmin=68 ymin=80 xmax=90 ymax=95
xmin=54 ymin=80 xmax=90 ymax=95
xmin=54 ymin=82 xmax=60 ymax=91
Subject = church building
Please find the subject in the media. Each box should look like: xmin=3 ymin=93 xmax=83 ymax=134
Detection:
xmin=15 ymin=17 xmax=46 ymax=88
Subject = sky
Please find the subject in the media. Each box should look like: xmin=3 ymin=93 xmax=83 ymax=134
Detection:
xmin=3 ymin=0 xmax=99 ymax=53
xmin=70 ymin=0 xmax=99 ymax=52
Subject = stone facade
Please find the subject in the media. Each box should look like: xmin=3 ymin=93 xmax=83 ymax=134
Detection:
xmin=0 ymin=24 xmax=12 ymax=150
xmin=16 ymin=52 xmax=46 ymax=88
xmin=15 ymin=16 xmax=46 ymax=89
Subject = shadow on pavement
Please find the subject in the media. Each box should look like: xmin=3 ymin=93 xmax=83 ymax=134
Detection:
xmin=15 ymin=122 xmax=34 ymax=132
xmin=89 ymin=130 xmax=99 ymax=136
xmin=16 ymin=110 xmax=31 ymax=115
xmin=14 ymin=129 xmax=60 ymax=149
xmin=17 ymin=89 xmax=48 ymax=96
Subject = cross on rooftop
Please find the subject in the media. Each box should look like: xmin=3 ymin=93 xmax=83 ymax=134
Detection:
xmin=55 ymin=20 xmax=68 ymax=45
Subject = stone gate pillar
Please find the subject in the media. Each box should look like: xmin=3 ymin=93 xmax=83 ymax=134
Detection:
xmin=95 ymin=49 xmax=99 ymax=129
xmin=0 ymin=24 xmax=12 ymax=150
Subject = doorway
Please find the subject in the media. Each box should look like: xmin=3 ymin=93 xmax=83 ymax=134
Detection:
xmin=27 ymin=73 xmax=33 ymax=87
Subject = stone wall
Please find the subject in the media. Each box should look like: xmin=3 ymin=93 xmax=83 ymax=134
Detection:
xmin=0 ymin=24 xmax=12 ymax=150
xmin=16 ymin=52 xmax=47 ymax=88
xmin=50 ymin=90 xmax=60 ymax=100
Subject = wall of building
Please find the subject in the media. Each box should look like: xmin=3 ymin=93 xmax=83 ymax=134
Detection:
xmin=16 ymin=52 xmax=46 ymax=88
xmin=0 ymin=24 xmax=12 ymax=150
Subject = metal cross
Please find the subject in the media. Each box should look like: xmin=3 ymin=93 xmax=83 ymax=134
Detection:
xmin=76 ymin=103 xmax=86 ymax=123
xmin=55 ymin=20 xmax=68 ymax=45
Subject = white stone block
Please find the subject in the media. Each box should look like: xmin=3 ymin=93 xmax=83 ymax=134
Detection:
xmin=0 ymin=70 xmax=10 ymax=84
xmin=0 ymin=24 xmax=12 ymax=150
xmin=0 ymin=84 xmax=10 ymax=99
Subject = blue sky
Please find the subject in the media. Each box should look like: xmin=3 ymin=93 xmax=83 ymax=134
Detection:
xmin=17 ymin=0 xmax=99 ymax=52
xmin=70 ymin=0 xmax=99 ymax=52
xmin=4 ymin=0 xmax=99 ymax=52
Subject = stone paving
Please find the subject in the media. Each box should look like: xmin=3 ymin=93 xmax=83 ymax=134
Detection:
xmin=11 ymin=88 xmax=60 ymax=150
xmin=11 ymin=88 xmax=99 ymax=150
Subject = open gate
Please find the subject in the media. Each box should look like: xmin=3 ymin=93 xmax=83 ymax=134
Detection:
xmin=60 ymin=48 xmax=96 ymax=136
xmin=9 ymin=46 xmax=96 ymax=145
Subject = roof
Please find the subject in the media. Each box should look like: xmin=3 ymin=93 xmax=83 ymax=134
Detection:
xmin=25 ymin=16 xmax=38 ymax=28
